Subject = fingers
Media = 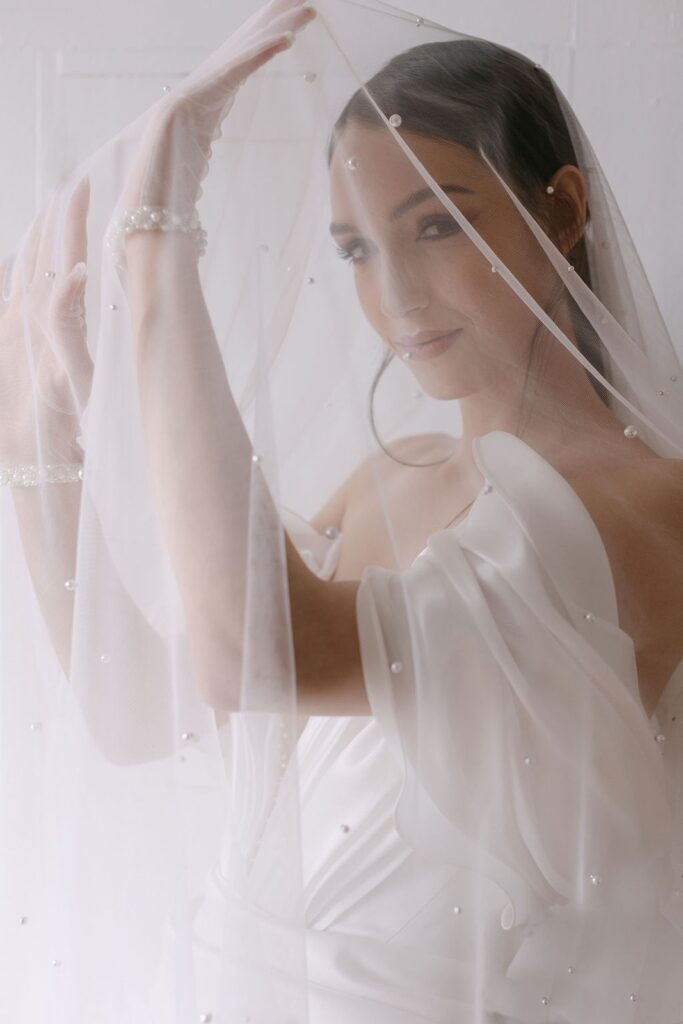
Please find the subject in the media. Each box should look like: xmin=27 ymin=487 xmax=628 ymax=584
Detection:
xmin=243 ymin=3 xmax=317 ymax=64
xmin=48 ymin=261 xmax=93 ymax=406
xmin=36 ymin=178 xmax=90 ymax=280
xmin=13 ymin=209 xmax=47 ymax=288
xmin=235 ymin=0 xmax=313 ymax=39
xmin=265 ymin=0 xmax=312 ymax=16
xmin=49 ymin=261 xmax=87 ymax=337
xmin=0 ymin=254 xmax=15 ymax=310
xmin=34 ymin=191 xmax=62 ymax=283
xmin=263 ymin=2 xmax=316 ymax=40
xmin=191 ymin=3 xmax=316 ymax=103
xmin=168 ymin=0 xmax=315 ymax=128
xmin=61 ymin=177 xmax=90 ymax=276
xmin=228 ymin=36 xmax=293 ymax=84
xmin=11 ymin=177 xmax=89 ymax=297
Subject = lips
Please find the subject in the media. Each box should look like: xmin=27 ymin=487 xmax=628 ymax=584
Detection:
xmin=396 ymin=329 xmax=460 ymax=349
xmin=394 ymin=328 xmax=462 ymax=362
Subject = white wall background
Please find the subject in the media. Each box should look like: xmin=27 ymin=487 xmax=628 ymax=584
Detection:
xmin=1 ymin=0 xmax=681 ymax=342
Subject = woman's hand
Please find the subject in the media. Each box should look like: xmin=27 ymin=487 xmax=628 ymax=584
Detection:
xmin=0 ymin=178 xmax=93 ymax=468
xmin=120 ymin=0 xmax=316 ymax=220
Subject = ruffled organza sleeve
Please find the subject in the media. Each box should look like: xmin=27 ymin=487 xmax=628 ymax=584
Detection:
xmin=279 ymin=505 xmax=343 ymax=581
xmin=355 ymin=432 xmax=675 ymax=924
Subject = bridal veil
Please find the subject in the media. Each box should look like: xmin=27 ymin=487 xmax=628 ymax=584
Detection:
xmin=2 ymin=1 xmax=683 ymax=1020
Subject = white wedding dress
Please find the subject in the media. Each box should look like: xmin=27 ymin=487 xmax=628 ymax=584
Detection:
xmin=152 ymin=431 xmax=683 ymax=1024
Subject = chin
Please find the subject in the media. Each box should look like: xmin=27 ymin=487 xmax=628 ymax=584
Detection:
xmin=427 ymin=387 xmax=471 ymax=402
xmin=414 ymin=367 xmax=484 ymax=401
xmin=407 ymin=338 xmax=491 ymax=399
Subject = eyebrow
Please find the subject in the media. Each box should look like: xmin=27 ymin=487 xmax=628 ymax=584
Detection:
xmin=329 ymin=183 xmax=475 ymax=236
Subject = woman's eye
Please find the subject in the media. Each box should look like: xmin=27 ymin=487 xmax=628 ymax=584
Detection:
xmin=333 ymin=216 xmax=463 ymax=266
xmin=418 ymin=215 xmax=462 ymax=239
xmin=334 ymin=241 xmax=368 ymax=264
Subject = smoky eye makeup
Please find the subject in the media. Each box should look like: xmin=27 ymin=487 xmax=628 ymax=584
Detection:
xmin=333 ymin=211 xmax=468 ymax=265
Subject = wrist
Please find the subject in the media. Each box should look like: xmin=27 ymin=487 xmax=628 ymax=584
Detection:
xmin=106 ymin=205 xmax=207 ymax=271
xmin=1 ymin=461 xmax=84 ymax=488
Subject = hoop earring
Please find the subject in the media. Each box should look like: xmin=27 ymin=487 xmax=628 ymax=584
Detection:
xmin=368 ymin=350 xmax=456 ymax=468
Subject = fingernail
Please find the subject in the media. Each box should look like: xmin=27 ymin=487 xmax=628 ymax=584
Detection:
xmin=73 ymin=261 xmax=87 ymax=279
xmin=283 ymin=30 xmax=295 ymax=45
xmin=73 ymin=177 xmax=90 ymax=203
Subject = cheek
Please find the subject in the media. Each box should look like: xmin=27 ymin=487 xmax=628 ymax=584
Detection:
xmin=354 ymin=275 xmax=378 ymax=333
xmin=349 ymin=229 xmax=552 ymax=349
xmin=439 ymin=241 xmax=548 ymax=353
xmin=477 ymin=219 xmax=557 ymax=329
xmin=427 ymin=247 xmax=514 ymax=336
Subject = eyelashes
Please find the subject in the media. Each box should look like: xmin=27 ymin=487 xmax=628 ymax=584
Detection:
xmin=334 ymin=214 xmax=464 ymax=266
xmin=334 ymin=244 xmax=363 ymax=263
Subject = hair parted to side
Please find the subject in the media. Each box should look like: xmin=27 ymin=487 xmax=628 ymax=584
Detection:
xmin=327 ymin=38 xmax=608 ymax=467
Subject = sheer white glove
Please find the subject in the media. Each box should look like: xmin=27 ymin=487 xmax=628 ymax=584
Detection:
xmin=109 ymin=0 xmax=316 ymax=268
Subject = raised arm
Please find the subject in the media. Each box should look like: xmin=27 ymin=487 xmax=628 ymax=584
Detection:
xmin=1 ymin=184 xmax=91 ymax=681
xmin=1 ymin=184 xmax=239 ymax=764
xmin=119 ymin=0 xmax=368 ymax=715
xmin=127 ymin=231 xmax=369 ymax=715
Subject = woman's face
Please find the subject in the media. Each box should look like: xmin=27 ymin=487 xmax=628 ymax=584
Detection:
xmin=328 ymin=122 xmax=560 ymax=400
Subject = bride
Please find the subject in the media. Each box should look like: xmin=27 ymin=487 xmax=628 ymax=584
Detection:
xmin=316 ymin=90 xmax=683 ymax=720
xmin=2 ymin=0 xmax=683 ymax=1020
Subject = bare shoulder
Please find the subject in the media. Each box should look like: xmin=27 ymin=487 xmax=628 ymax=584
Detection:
xmin=352 ymin=431 xmax=455 ymax=484
xmin=567 ymin=455 xmax=683 ymax=638
xmin=309 ymin=432 xmax=453 ymax=534
xmin=568 ymin=456 xmax=683 ymax=542
xmin=568 ymin=456 xmax=683 ymax=718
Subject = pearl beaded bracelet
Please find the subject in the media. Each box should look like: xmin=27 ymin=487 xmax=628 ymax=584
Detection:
xmin=0 ymin=463 xmax=84 ymax=487
xmin=105 ymin=205 xmax=208 ymax=269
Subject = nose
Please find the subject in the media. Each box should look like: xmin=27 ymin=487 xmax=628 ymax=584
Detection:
xmin=378 ymin=253 xmax=428 ymax=320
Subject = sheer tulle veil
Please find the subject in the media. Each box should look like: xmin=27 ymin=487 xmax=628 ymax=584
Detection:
xmin=1 ymin=1 xmax=683 ymax=1021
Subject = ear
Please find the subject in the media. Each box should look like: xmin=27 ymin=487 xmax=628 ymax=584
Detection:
xmin=546 ymin=164 xmax=589 ymax=255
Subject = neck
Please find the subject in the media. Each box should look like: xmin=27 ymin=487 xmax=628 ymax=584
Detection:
xmin=457 ymin=325 xmax=630 ymax=480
